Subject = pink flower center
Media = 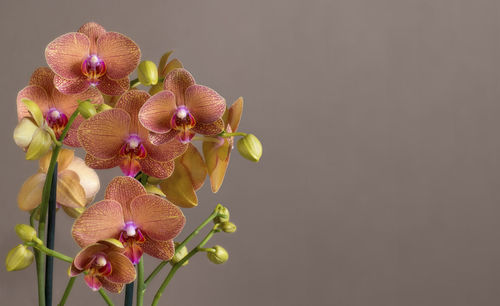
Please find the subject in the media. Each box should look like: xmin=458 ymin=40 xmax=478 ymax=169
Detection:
xmin=171 ymin=106 xmax=196 ymax=144
xmin=119 ymin=134 xmax=147 ymax=177
xmin=119 ymin=222 xmax=146 ymax=264
xmin=45 ymin=108 xmax=68 ymax=138
xmin=81 ymin=54 xmax=106 ymax=85
xmin=84 ymin=253 xmax=112 ymax=291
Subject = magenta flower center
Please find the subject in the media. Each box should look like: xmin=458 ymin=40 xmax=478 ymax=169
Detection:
xmin=45 ymin=108 xmax=68 ymax=137
xmin=171 ymin=106 xmax=196 ymax=144
xmin=119 ymin=221 xmax=146 ymax=264
xmin=81 ymin=54 xmax=106 ymax=85
xmin=84 ymin=253 xmax=112 ymax=291
xmin=119 ymin=134 xmax=147 ymax=159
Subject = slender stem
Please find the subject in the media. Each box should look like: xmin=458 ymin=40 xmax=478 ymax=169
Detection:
xmin=99 ymin=289 xmax=114 ymax=306
xmin=124 ymin=282 xmax=134 ymax=306
xmin=26 ymin=242 xmax=73 ymax=263
xmin=151 ymin=228 xmax=218 ymax=306
xmin=30 ymin=206 xmax=39 ymax=227
xmin=57 ymin=277 xmax=76 ymax=306
xmin=45 ymin=163 xmax=58 ymax=306
xmin=144 ymin=209 xmax=219 ymax=286
xmin=136 ymin=257 xmax=145 ymax=306
xmin=220 ymin=132 xmax=247 ymax=138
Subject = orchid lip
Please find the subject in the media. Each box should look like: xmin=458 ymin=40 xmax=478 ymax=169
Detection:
xmin=81 ymin=54 xmax=106 ymax=84
xmin=45 ymin=107 xmax=68 ymax=136
xmin=123 ymin=222 xmax=138 ymax=237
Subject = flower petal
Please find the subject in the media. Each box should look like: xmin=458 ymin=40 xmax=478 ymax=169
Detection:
xmin=99 ymin=277 xmax=124 ymax=293
xmin=115 ymin=90 xmax=149 ymax=133
xmin=141 ymin=238 xmax=175 ymax=261
xmin=57 ymin=170 xmax=87 ymax=208
xmin=106 ymin=251 xmax=136 ymax=284
xmin=17 ymin=86 xmax=49 ymax=122
xmin=84 ymin=274 xmax=103 ymax=291
xmin=78 ymin=22 xmax=106 ymax=54
xmin=163 ymin=68 xmax=195 ymax=105
xmin=97 ymin=32 xmax=140 ymax=80
xmin=84 ymin=154 xmax=120 ymax=169
xmin=13 ymin=118 xmax=37 ymax=149
xmin=29 ymin=67 xmax=55 ymax=94
xmin=185 ymin=85 xmax=226 ymax=123
xmin=228 ymin=97 xmax=244 ymax=131
xmin=77 ymin=109 xmax=130 ymax=159
xmin=45 ymin=32 xmax=89 ymax=80
xmin=72 ymin=199 xmax=125 ymax=247
xmin=63 ymin=115 xmax=83 ymax=147
xmin=105 ymin=176 xmax=146 ymax=220
xmin=129 ymin=194 xmax=185 ymax=241
xmin=161 ymin=59 xmax=183 ymax=77
xmin=54 ymin=75 xmax=90 ymax=95
xmin=17 ymin=173 xmax=46 ymax=211
xmin=139 ymin=158 xmax=174 ymax=179
xmin=138 ymin=90 xmax=176 ymax=133
xmin=73 ymin=243 xmax=108 ymax=270
xmin=66 ymin=157 xmax=100 ymax=204
xmin=145 ymin=138 xmax=188 ymax=162
xmin=191 ymin=119 xmax=225 ymax=136
xmin=39 ymin=148 xmax=74 ymax=173
xmin=96 ymin=75 xmax=129 ymax=96
xmin=203 ymin=138 xmax=232 ymax=193
xmin=148 ymin=130 xmax=177 ymax=145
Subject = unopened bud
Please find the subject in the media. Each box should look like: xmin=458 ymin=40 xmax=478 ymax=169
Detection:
xmin=213 ymin=204 xmax=230 ymax=224
xmin=171 ymin=243 xmax=189 ymax=266
xmin=138 ymin=60 xmax=158 ymax=86
xmin=220 ymin=221 xmax=237 ymax=233
xmin=15 ymin=224 xmax=41 ymax=244
xmin=237 ymin=134 xmax=262 ymax=162
xmin=206 ymin=245 xmax=228 ymax=264
xmin=5 ymin=245 xmax=34 ymax=271
xmin=78 ymin=101 xmax=97 ymax=119
xmin=144 ymin=184 xmax=166 ymax=197
xmin=96 ymin=104 xmax=113 ymax=113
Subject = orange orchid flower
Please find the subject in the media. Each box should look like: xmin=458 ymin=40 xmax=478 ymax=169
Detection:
xmin=45 ymin=22 xmax=140 ymax=96
xmin=72 ymin=177 xmax=185 ymax=264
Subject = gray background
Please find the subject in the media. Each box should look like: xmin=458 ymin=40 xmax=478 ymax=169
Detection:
xmin=1 ymin=0 xmax=500 ymax=305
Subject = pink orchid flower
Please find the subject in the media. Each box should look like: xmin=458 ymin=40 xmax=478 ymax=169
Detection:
xmin=17 ymin=67 xmax=102 ymax=147
xmin=45 ymin=22 xmax=140 ymax=96
xmin=69 ymin=239 xmax=136 ymax=292
xmin=138 ymin=68 xmax=226 ymax=145
xmin=77 ymin=90 xmax=188 ymax=178
xmin=72 ymin=177 xmax=186 ymax=264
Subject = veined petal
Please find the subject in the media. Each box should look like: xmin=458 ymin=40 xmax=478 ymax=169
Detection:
xmin=145 ymin=138 xmax=188 ymax=162
xmin=84 ymin=274 xmax=103 ymax=291
xmin=228 ymin=97 xmax=244 ymax=131
xmin=185 ymin=85 xmax=226 ymax=123
xmin=54 ymin=75 xmax=90 ymax=95
xmin=85 ymin=154 xmax=120 ymax=169
xmin=57 ymin=170 xmax=86 ymax=208
xmin=72 ymin=199 xmax=125 ymax=247
xmin=29 ymin=67 xmax=55 ymax=94
xmin=99 ymin=277 xmax=124 ymax=293
xmin=77 ymin=109 xmax=130 ymax=159
xmin=73 ymin=243 xmax=108 ymax=270
xmin=78 ymin=22 xmax=106 ymax=54
xmin=39 ymin=148 xmax=74 ymax=173
xmin=140 ymin=158 xmax=174 ymax=179
xmin=17 ymin=173 xmax=46 ymax=211
xmin=148 ymin=130 xmax=177 ymax=146
xmin=62 ymin=115 xmax=83 ymax=147
xmin=203 ymin=138 xmax=232 ymax=193
xmin=45 ymin=32 xmax=89 ymax=80
xmin=97 ymin=32 xmax=140 ymax=80
xmin=138 ymin=90 xmax=176 ymax=133
xmin=66 ymin=157 xmax=100 ymax=203
xmin=163 ymin=68 xmax=195 ymax=106
xmin=115 ymin=90 xmax=149 ymax=133
xmin=106 ymin=251 xmax=136 ymax=284
xmin=17 ymin=86 xmax=49 ymax=122
xmin=13 ymin=118 xmax=37 ymax=149
xmin=141 ymin=238 xmax=175 ymax=261
xmin=129 ymin=194 xmax=185 ymax=241
xmin=192 ymin=119 xmax=225 ymax=136
xmin=96 ymin=75 xmax=129 ymax=96
xmin=105 ymin=176 xmax=146 ymax=220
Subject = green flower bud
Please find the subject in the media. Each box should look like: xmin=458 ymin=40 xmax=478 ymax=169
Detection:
xmin=213 ymin=204 xmax=230 ymax=224
xmin=78 ymin=101 xmax=97 ymax=119
xmin=171 ymin=242 xmax=189 ymax=266
xmin=96 ymin=103 xmax=113 ymax=113
xmin=237 ymin=134 xmax=262 ymax=162
xmin=5 ymin=245 xmax=34 ymax=271
xmin=220 ymin=221 xmax=237 ymax=233
xmin=206 ymin=245 xmax=228 ymax=264
xmin=138 ymin=60 xmax=158 ymax=86
xmin=15 ymin=224 xmax=41 ymax=244
xmin=145 ymin=184 xmax=166 ymax=197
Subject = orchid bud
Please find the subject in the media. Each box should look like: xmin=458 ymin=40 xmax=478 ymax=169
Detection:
xmin=171 ymin=243 xmax=189 ymax=266
xmin=96 ymin=103 xmax=113 ymax=113
xmin=144 ymin=184 xmax=166 ymax=197
xmin=5 ymin=245 xmax=34 ymax=271
xmin=220 ymin=221 xmax=237 ymax=233
xmin=213 ymin=204 xmax=230 ymax=224
xmin=237 ymin=134 xmax=262 ymax=162
xmin=15 ymin=224 xmax=41 ymax=244
xmin=78 ymin=101 xmax=97 ymax=119
xmin=206 ymin=245 xmax=228 ymax=264
xmin=138 ymin=60 xmax=158 ymax=86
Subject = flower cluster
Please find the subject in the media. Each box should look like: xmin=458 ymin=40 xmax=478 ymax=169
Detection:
xmin=7 ymin=22 xmax=262 ymax=305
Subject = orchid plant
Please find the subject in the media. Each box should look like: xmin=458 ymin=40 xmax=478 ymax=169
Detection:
xmin=7 ymin=22 xmax=262 ymax=306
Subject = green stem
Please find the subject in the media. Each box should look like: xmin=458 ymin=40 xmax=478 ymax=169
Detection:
xmin=57 ymin=277 xmax=76 ymax=306
xmin=151 ymin=227 xmax=218 ymax=306
xmin=144 ymin=209 xmax=219 ymax=286
xmin=136 ymin=257 xmax=145 ymax=306
xmin=99 ymin=289 xmax=114 ymax=306
xmin=27 ymin=242 xmax=73 ymax=263
xmin=220 ymin=132 xmax=247 ymax=138
xmin=30 ymin=206 xmax=39 ymax=228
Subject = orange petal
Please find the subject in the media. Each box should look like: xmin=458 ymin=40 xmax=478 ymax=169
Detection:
xmin=77 ymin=108 xmax=130 ymax=159
xmin=145 ymin=138 xmax=188 ymax=162
xmin=99 ymin=277 xmax=124 ymax=293
xmin=72 ymin=199 xmax=125 ymax=247
xmin=185 ymin=85 xmax=226 ymax=124
xmin=78 ymin=22 xmax=106 ymax=54
xmin=228 ymin=97 xmax=244 ymax=132
xmin=115 ymin=90 xmax=149 ymax=133
xmin=105 ymin=176 xmax=146 ymax=220
xmin=203 ymin=138 xmax=232 ymax=193
xmin=106 ymin=251 xmax=136 ymax=284
xmin=141 ymin=238 xmax=175 ymax=261
xmin=17 ymin=173 xmax=46 ymax=211
xmin=45 ymin=32 xmax=89 ymax=80
xmin=54 ymin=75 xmax=90 ymax=95
xmin=97 ymin=32 xmax=140 ymax=80
xmin=57 ymin=170 xmax=87 ymax=208
xmin=140 ymin=158 xmax=174 ymax=179
xmin=138 ymin=90 xmax=176 ymax=133
xmin=39 ymin=148 xmax=74 ymax=173
xmin=17 ymin=86 xmax=49 ymax=122
xmin=192 ymin=118 xmax=225 ymax=136
xmin=96 ymin=75 xmax=129 ymax=96
xmin=148 ymin=130 xmax=177 ymax=146
xmin=84 ymin=154 xmax=120 ymax=169
xmin=163 ymin=68 xmax=195 ymax=106
xmin=63 ymin=115 xmax=83 ymax=147
xmin=73 ymin=243 xmax=108 ymax=270
xmin=129 ymin=194 xmax=185 ymax=241
xmin=66 ymin=157 xmax=100 ymax=204
xmin=29 ymin=67 xmax=55 ymax=95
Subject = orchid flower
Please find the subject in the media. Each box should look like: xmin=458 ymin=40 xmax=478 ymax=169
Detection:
xmin=72 ymin=177 xmax=185 ymax=264
xmin=138 ymin=68 xmax=226 ymax=145
xmin=69 ymin=239 xmax=136 ymax=292
xmin=45 ymin=22 xmax=140 ymax=96
xmin=203 ymin=97 xmax=244 ymax=192
xmin=18 ymin=148 xmax=100 ymax=217
xmin=16 ymin=67 xmax=102 ymax=147
xmin=77 ymin=90 xmax=188 ymax=178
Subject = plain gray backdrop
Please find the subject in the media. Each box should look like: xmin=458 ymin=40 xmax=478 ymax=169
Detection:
xmin=2 ymin=0 xmax=500 ymax=305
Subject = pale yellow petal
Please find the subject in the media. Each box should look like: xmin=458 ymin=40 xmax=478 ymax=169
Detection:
xmin=65 ymin=156 xmax=100 ymax=203
xmin=18 ymin=173 xmax=46 ymax=211
xmin=57 ymin=170 xmax=86 ymax=208
xmin=13 ymin=118 xmax=37 ymax=149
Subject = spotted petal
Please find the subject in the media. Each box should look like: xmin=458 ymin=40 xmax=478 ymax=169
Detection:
xmin=106 ymin=251 xmax=136 ymax=284
xmin=138 ymin=90 xmax=177 ymax=133
xmin=141 ymin=238 xmax=175 ymax=261
xmin=54 ymin=75 xmax=90 ymax=95
xmin=163 ymin=68 xmax=195 ymax=106
xmin=17 ymin=86 xmax=49 ymax=122
xmin=73 ymin=243 xmax=108 ymax=270
xmin=105 ymin=176 xmax=146 ymax=220
xmin=192 ymin=119 xmax=225 ymax=136
xmin=185 ymin=85 xmax=226 ymax=123
xmin=115 ymin=90 xmax=149 ymax=133
xmin=78 ymin=22 xmax=106 ymax=54
xmin=45 ymin=32 xmax=89 ymax=80
xmin=140 ymin=158 xmax=174 ymax=179
xmin=97 ymin=32 xmax=140 ymax=80
xmin=96 ymin=75 xmax=129 ymax=96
